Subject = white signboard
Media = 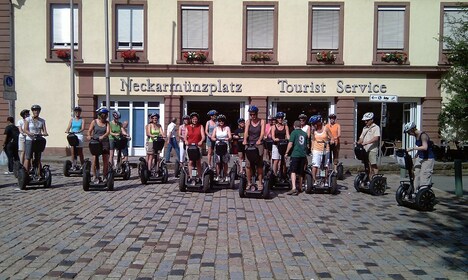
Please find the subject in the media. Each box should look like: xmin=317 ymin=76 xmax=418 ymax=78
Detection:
xmin=369 ymin=94 xmax=398 ymax=102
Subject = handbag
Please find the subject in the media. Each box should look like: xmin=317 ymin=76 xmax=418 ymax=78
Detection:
xmin=0 ymin=150 xmax=7 ymax=166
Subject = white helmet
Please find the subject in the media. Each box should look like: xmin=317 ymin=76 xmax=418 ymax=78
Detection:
xmin=362 ymin=112 xmax=374 ymax=121
xmin=403 ymin=121 xmax=416 ymax=133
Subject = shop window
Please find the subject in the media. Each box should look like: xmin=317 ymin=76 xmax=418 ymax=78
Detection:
xmin=46 ymin=1 xmax=82 ymax=62
xmin=112 ymin=1 xmax=148 ymax=63
xmin=308 ymin=3 xmax=344 ymax=65
xmin=373 ymin=4 xmax=410 ymax=65
xmin=439 ymin=4 xmax=466 ymax=64
xmin=242 ymin=2 xmax=278 ymax=64
xmin=177 ymin=2 xmax=213 ymax=64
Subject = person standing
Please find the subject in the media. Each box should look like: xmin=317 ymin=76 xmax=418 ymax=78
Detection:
xmin=165 ymin=117 xmax=180 ymax=163
xmin=271 ymin=112 xmax=290 ymax=176
xmin=285 ymin=120 xmax=308 ymax=195
xmin=108 ymin=110 xmax=129 ymax=166
xmin=185 ymin=112 xmax=205 ymax=184
xmin=178 ymin=115 xmax=190 ymax=163
xmin=205 ymin=110 xmax=218 ymax=166
xmin=243 ymin=105 xmax=265 ymax=191
xmin=325 ymin=114 xmax=341 ymax=171
xmin=87 ymin=107 xmax=110 ymax=183
xmin=24 ymin=105 xmax=49 ymax=174
xmin=17 ymin=109 xmax=29 ymax=164
xmin=3 ymin=117 xmax=20 ymax=174
xmin=232 ymin=118 xmax=245 ymax=159
xmin=65 ymin=106 xmax=85 ymax=168
xmin=357 ymin=112 xmax=381 ymax=177
xmin=145 ymin=113 xmax=164 ymax=171
xmin=404 ymin=122 xmax=435 ymax=191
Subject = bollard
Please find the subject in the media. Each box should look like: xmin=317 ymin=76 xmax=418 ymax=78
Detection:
xmin=454 ymin=159 xmax=463 ymax=197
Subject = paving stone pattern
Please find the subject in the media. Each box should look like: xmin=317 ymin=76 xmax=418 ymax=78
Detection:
xmin=0 ymin=163 xmax=467 ymax=279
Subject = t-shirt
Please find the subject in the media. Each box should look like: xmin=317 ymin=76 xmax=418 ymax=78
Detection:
xmin=325 ymin=123 xmax=340 ymax=144
xmin=25 ymin=116 xmax=46 ymax=141
xmin=289 ymin=129 xmax=308 ymax=158
xmin=16 ymin=119 xmax=25 ymax=141
xmin=109 ymin=121 xmax=122 ymax=140
xmin=359 ymin=123 xmax=381 ymax=152
xmin=4 ymin=124 xmax=19 ymax=145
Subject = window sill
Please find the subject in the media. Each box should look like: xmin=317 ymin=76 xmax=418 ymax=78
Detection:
xmin=241 ymin=60 xmax=279 ymax=65
xmin=372 ymin=61 xmax=410 ymax=66
xmin=45 ymin=58 xmax=84 ymax=63
xmin=176 ymin=60 xmax=214 ymax=65
xmin=307 ymin=61 xmax=344 ymax=65
xmin=111 ymin=59 xmax=149 ymax=64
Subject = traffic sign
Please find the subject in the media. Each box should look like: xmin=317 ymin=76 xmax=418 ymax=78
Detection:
xmin=3 ymin=75 xmax=14 ymax=91
xmin=369 ymin=94 xmax=398 ymax=103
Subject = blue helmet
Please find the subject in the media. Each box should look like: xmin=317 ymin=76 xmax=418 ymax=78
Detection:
xmin=96 ymin=107 xmax=109 ymax=115
xmin=309 ymin=115 xmax=322 ymax=125
xmin=275 ymin=112 xmax=285 ymax=119
xmin=248 ymin=105 xmax=259 ymax=113
xmin=207 ymin=110 xmax=218 ymax=116
xmin=237 ymin=118 xmax=245 ymax=124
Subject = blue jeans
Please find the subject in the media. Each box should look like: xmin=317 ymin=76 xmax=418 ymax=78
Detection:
xmin=165 ymin=137 xmax=180 ymax=162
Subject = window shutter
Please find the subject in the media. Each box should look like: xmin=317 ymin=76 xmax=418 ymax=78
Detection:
xmin=378 ymin=7 xmax=405 ymax=49
xmin=443 ymin=7 xmax=464 ymax=50
xmin=52 ymin=5 xmax=78 ymax=49
xmin=247 ymin=7 xmax=274 ymax=49
xmin=117 ymin=7 xmax=131 ymax=48
xmin=312 ymin=7 xmax=339 ymax=50
xmin=182 ymin=6 xmax=209 ymax=49
xmin=131 ymin=7 xmax=144 ymax=49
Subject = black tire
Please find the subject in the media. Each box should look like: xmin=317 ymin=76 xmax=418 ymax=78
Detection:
xmin=138 ymin=162 xmax=148 ymax=185
xmin=174 ymin=160 xmax=181 ymax=178
xmin=82 ymin=161 xmax=90 ymax=191
xmin=239 ymin=176 xmax=246 ymax=198
xmin=13 ymin=160 xmax=20 ymax=178
xmin=330 ymin=175 xmax=338 ymax=194
xmin=370 ymin=176 xmax=386 ymax=196
xmin=262 ymin=177 xmax=270 ymax=199
xmin=229 ymin=170 xmax=236 ymax=189
xmin=179 ymin=171 xmax=187 ymax=192
xmin=161 ymin=165 xmax=169 ymax=183
xmin=416 ymin=188 xmax=436 ymax=211
xmin=354 ymin=174 xmax=363 ymax=192
xmin=18 ymin=168 xmax=27 ymax=190
xmin=231 ymin=163 xmax=238 ymax=180
xmin=202 ymin=174 xmax=211 ymax=193
xmin=63 ymin=160 xmax=72 ymax=177
xmin=107 ymin=171 xmax=114 ymax=191
xmin=123 ymin=163 xmax=131 ymax=180
xmin=395 ymin=183 xmax=410 ymax=206
xmin=43 ymin=167 xmax=52 ymax=188
xmin=337 ymin=164 xmax=344 ymax=180
xmin=304 ymin=173 xmax=313 ymax=194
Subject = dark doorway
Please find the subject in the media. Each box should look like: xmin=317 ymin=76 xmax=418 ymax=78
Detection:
xmin=356 ymin=102 xmax=403 ymax=142
xmin=276 ymin=102 xmax=329 ymax=129
xmin=187 ymin=101 xmax=241 ymax=131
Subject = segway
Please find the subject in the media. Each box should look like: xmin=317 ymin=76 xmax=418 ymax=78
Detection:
xmin=63 ymin=132 xmax=82 ymax=177
xmin=263 ymin=138 xmax=274 ymax=176
xmin=112 ymin=136 xmax=131 ymax=180
xmin=395 ymin=149 xmax=437 ymax=211
xmin=353 ymin=144 xmax=386 ymax=195
xmin=238 ymin=143 xmax=270 ymax=199
xmin=138 ymin=137 xmax=168 ymax=184
xmin=82 ymin=138 xmax=114 ymax=191
xmin=17 ymin=135 xmax=52 ymax=190
xmin=329 ymin=143 xmax=344 ymax=180
xmin=211 ymin=139 xmax=232 ymax=188
xmin=304 ymin=141 xmax=337 ymax=194
xmin=269 ymin=139 xmax=291 ymax=189
xmin=228 ymin=137 xmax=245 ymax=189
xmin=179 ymin=144 xmax=212 ymax=192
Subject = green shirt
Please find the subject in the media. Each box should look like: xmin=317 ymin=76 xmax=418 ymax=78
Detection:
xmin=289 ymin=129 xmax=308 ymax=158
xmin=109 ymin=121 xmax=122 ymax=140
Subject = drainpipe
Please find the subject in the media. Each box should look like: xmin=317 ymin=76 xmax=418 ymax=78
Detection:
xmin=70 ymin=0 xmax=75 ymax=114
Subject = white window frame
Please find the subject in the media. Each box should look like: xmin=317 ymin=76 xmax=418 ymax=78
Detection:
xmin=116 ymin=5 xmax=144 ymax=50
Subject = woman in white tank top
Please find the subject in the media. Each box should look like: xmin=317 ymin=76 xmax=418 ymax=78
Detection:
xmin=210 ymin=115 xmax=232 ymax=182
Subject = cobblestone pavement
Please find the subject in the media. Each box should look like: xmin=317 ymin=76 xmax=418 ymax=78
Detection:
xmin=0 ymin=163 xmax=467 ymax=280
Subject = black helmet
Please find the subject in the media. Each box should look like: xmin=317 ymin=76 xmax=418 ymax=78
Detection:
xmin=31 ymin=104 xmax=41 ymax=111
xmin=298 ymin=113 xmax=308 ymax=120
xmin=190 ymin=112 xmax=199 ymax=119
xmin=217 ymin=114 xmax=226 ymax=121
xmin=237 ymin=118 xmax=245 ymax=124
xmin=74 ymin=106 xmax=82 ymax=112
xmin=150 ymin=112 xmax=160 ymax=119
xmin=20 ymin=109 xmax=30 ymax=118
xmin=328 ymin=113 xmax=337 ymax=119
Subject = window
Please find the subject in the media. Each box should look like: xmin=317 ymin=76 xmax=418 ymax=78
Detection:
xmin=112 ymin=0 xmax=147 ymax=63
xmin=439 ymin=4 xmax=466 ymax=64
xmin=308 ymin=3 xmax=344 ymax=65
xmin=46 ymin=0 xmax=82 ymax=62
xmin=374 ymin=4 xmax=410 ymax=65
xmin=242 ymin=2 xmax=278 ymax=64
xmin=177 ymin=2 xmax=213 ymax=64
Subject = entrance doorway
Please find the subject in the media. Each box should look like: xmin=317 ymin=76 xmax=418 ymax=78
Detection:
xmin=356 ymin=102 xmax=405 ymax=142
xmin=274 ymin=102 xmax=329 ymax=128
xmin=186 ymin=101 xmax=243 ymax=131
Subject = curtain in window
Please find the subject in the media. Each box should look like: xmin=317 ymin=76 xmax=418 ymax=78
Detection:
xmin=443 ymin=7 xmax=464 ymax=50
xmin=312 ymin=7 xmax=339 ymax=50
xmin=52 ymin=4 xmax=78 ymax=49
xmin=182 ymin=6 xmax=209 ymax=49
xmin=117 ymin=6 xmax=144 ymax=49
xmin=377 ymin=7 xmax=405 ymax=49
xmin=247 ymin=7 xmax=274 ymax=50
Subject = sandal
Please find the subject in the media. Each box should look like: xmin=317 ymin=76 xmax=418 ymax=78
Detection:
xmin=257 ymin=185 xmax=263 ymax=191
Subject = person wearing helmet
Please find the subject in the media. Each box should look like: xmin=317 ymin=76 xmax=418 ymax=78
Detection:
xmin=178 ymin=115 xmax=190 ymax=164
xmin=109 ymin=110 xmax=130 ymax=165
xmin=271 ymin=112 xmax=290 ymax=175
xmin=184 ymin=112 xmax=206 ymax=184
xmin=232 ymin=118 xmax=245 ymax=158
xmin=264 ymin=114 xmax=277 ymax=161
xmin=404 ymin=122 xmax=435 ymax=192
xmin=210 ymin=114 xmax=232 ymax=182
xmin=325 ymin=113 xmax=341 ymax=172
xmin=3 ymin=116 xmax=20 ymax=175
xmin=357 ymin=112 xmax=381 ymax=177
xmin=165 ymin=117 xmax=180 ymax=163
xmin=87 ymin=107 xmax=110 ymax=183
xmin=205 ymin=110 xmax=218 ymax=167
xmin=309 ymin=115 xmax=334 ymax=187
xmin=145 ymin=112 xmax=164 ymax=171
xmin=24 ymin=105 xmax=49 ymax=174
xmin=65 ymin=106 xmax=86 ymax=168
xmin=243 ymin=105 xmax=266 ymax=191
xmin=17 ymin=109 xmax=30 ymax=164
xmin=298 ymin=113 xmax=311 ymax=154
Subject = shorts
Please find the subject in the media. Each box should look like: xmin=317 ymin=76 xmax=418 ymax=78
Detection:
xmin=110 ymin=139 xmax=128 ymax=156
xmin=206 ymin=138 xmax=214 ymax=148
xmin=245 ymin=144 xmax=264 ymax=168
xmin=215 ymin=153 xmax=230 ymax=164
xmin=312 ymin=150 xmax=329 ymax=168
xmin=290 ymin=157 xmax=307 ymax=176
xmin=25 ymin=140 xmax=37 ymax=160
xmin=146 ymin=141 xmax=155 ymax=155
xmin=272 ymin=144 xmax=281 ymax=160
xmin=368 ymin=150 xmax=378 ymax=165
xmin=18 ymin=137 xmax=25 ymax=151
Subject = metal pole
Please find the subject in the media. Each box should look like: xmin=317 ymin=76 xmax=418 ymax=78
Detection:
xmin=70 ymin=0 xmax=75 ymax=115
xmin=454 ymin=159 xmax=463 ymax=197
xmin=104 ymin=0 xmax=110 ymax=110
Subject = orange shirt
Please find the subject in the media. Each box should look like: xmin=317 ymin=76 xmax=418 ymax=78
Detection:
xmin=326 ymin=123 xmax=340 ymax=144
xmin=312 ymin=129 xmax=330 ymax=152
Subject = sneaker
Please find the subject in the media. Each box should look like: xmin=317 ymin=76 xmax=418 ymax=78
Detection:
xmin=4 ymin=171 xmax=13 ymax=175
xmin=214 ymin=176 xmax=219 ymax=181
xmin=225 ymin=176 xmax=230 ymax=183
xmin=324 ymin=182 xmax=329 ymax=187
xmin=313 ymin=181 xmax=319 ymax=187
xmin=93 ymin=177 xmax=100 ymax=184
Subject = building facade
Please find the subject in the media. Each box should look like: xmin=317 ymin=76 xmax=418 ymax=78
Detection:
xmin=5 ymin=0 xmax=467 ymax=157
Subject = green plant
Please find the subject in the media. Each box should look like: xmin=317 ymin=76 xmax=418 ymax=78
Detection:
xmin=250 ymin=52 xmax=270 ymax=62
xmin=380 ymin=51 xmax=408 ymax=64
xmin=316 ymin=51 xmax=336 ymax=63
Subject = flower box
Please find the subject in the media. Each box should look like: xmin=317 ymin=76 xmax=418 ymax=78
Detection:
xmin=120 ymin=50 xmax=139 ymax=62
xmin=55 ymin=49 xmax=71 ymax=60
xmin=380 ymin=51 xmax=408 ymax=64
xmin=183 ymin=51 xmax=208 ymax=63
xmin=316 ymin=51 xmax=336 ymax=64
xmin=250 ymin=52 xmax=271 ymax=62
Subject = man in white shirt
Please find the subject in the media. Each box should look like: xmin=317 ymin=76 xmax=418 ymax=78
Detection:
xmin=165 ymin=118 xmax=180 ymax=163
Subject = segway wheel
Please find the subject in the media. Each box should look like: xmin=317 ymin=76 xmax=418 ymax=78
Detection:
xmin=202 ymin=173 xmax=211 ymax=193
xmin=395 ymin=183 xmax=410 ymax=206
xmin=161 ymin=165 xmax=169 ymax=183
xmin=336 ymin=164 xmax=344 ymax=180
xmin=138 ymin=162 xmax=148 ymax=185
xmin=174 ymin=159 xmax=181 ymax=178
xmin=369 ymin=176 xmax=386 ymax=196
xmin=43 ymin=167 xmax=52 ymax=188
xmin=17 ymin=168 xmax=27 ymax=190
xmin=107 ymin=171 xmax=115 ymax=191
xmin=82 ymin=161 xmax=90 ymax=191
xmin=13 ymin=160 xmax=20 ymax=178
xmin=229 ymin=170 xmax=236 ymax=189
xmin=123 ymin=163 xmax=131 ymax=180
xmin=179 ymin=171 xmax=187 ymax=192
xmin=416 ymin=188 xmax=436 ymax=211
xmin=304 ymin=173 xmax=313 ymax=194
xmin=231 ymin=164 xmax=238 ymax=180
xmin=239 ymin=176 xmax=246 ymax=198
xmin=63 ymin=160 xmax=72 ymax=177
xmin=354 ymin=174 xmax=364 ymax=192
xmin=262 ymin=177 xmax=270 ymax=199
xmin=330 ymin=175 xmax=338 ymax=195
